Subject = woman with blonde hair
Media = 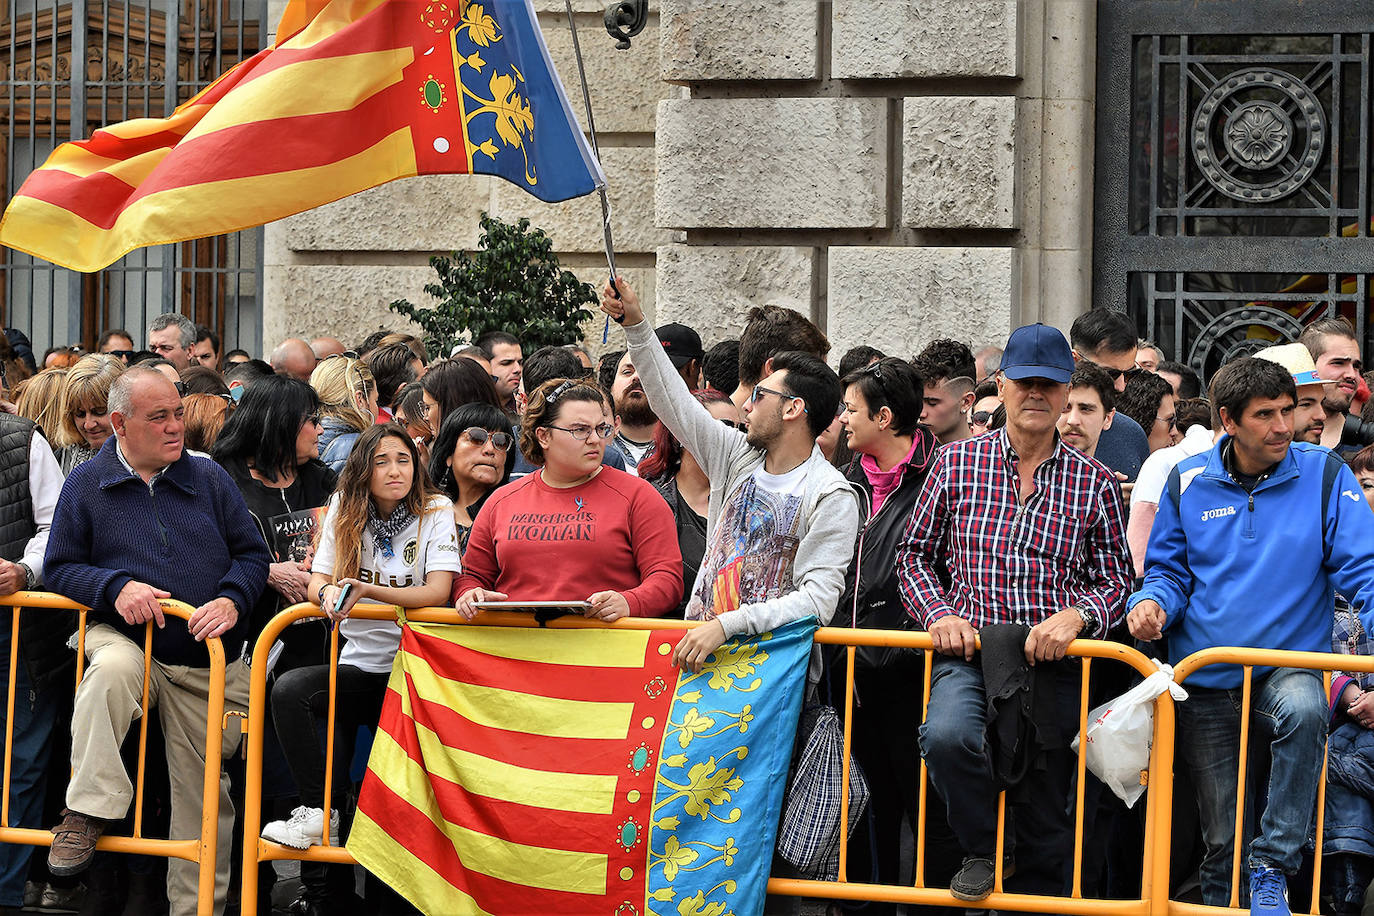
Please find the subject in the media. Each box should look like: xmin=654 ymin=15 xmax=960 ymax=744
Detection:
xmin=13 ymin=369 xmax=68 ymax=440
xmin=54 ymin=354 xmax=124 ymax=473
xmin=309 ymin=355 xmax=377 ymax=472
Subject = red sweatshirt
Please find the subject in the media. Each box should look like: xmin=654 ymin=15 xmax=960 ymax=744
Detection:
xmin=451 ymin=467 xmax=683 ymax=617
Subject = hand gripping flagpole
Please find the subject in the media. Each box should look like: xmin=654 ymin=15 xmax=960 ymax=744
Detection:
xmin=563 ymin=0 xmax=623 ymax=341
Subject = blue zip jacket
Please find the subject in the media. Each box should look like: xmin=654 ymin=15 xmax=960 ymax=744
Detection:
xmin=1128 ymin=437 xmax=1374 ymax=689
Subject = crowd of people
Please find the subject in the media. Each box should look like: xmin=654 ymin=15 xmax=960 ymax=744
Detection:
xmin=1 ymin=291 xmax=1374 ymax=916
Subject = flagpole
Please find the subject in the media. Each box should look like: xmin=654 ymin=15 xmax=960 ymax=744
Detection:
xmin=563 ymin=0 xmax=622 ymax=341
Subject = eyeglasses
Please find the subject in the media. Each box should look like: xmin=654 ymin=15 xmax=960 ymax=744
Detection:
xmin=1154 ymin=414 xmax=1177 ymax=429
xmin=1101 ymin=365 xmax=1143 ymax=384
xmin=971 ymin=410 xmax=993 ymax=426
xmin=105 ymin=350 xmax=135 ymax=361
xmin=462 ymin=427 xmax=512 ymax=450
xmin=547 ymin=423 xmax=615 ymax=442
xmin=751 ymin=385 xmax=808 ymax=413
xmin=304 ymin=414 xmax=322 ymax=426
xmin=173 ymin=381 xmax=188 ymax=396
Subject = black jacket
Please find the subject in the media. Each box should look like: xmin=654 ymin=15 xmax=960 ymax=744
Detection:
xmin=836 ymin=429 xmax=939 ymax=670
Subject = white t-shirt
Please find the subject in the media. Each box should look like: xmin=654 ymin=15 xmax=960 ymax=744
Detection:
xmin=685 ymin=461 xmax=810 ymax=620
xmin=1130 ymin=424 xmax=1215 ymax=507
xmin=313 ymin=495 xmax=461 ymax=674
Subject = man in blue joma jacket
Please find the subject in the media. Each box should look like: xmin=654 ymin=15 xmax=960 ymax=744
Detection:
xmin=1128 ymin=357 xmax=1374 ymax=916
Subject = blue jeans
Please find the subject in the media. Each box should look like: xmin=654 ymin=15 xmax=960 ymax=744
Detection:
xmin=1176 ymin=667 xmax=1326 ymax=906
xmin=917 ymin=654 xmax=1081 ymax=895
xmin=0 ymin=658 xmax=62 ymax=907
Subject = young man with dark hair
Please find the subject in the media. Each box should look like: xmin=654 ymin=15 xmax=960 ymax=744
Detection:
xmin=1129 ymin=356 xmax=1374 ymax=916
xmin=838 ymin=344 xmax=885 ymax=379
xmin=1070 ymin=309 xmax=1151 ymax=480
xmin=730 ymin=304 xmax=830 ymax=412
xmin=1300 ymin=316 xmax=1364 ymax=450
xmin=475 ymin=331 xmax=523 ymax=414
xmin=1157 ymin=360 xmax=1202 ymax=400
xmin=191 ymin=325 xmax=221 ymax=371
xmin=1056 ymin=362 xmax=1116 ymax=459
xmin=609 ymin=350 xmax=660 ymax=471
xmin=913 ymin=339 xmax=979 ymax=446
xmin=702 ymin=339 xmax=740 ymax=394
xmin=363 ymin=342 xmax=420 ymax=418
xmin=898 ymin=323 xmax=1131 ymax=903
xmin=98 ymin=328 xmax=135 ymax=362
xmin=601 ymin=278 xmax=857 ymax=673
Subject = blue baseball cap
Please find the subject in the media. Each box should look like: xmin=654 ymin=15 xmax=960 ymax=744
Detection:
xmin=1001 ymin=323 xmax=1075 ymax=384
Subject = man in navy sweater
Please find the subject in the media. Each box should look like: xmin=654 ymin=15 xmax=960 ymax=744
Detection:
xmin=43 ymin=366 xmax=270 ymax=916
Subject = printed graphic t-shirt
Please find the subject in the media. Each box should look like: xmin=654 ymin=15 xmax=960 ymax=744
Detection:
xmin=313 ymin=495 xmax=461 ymax=674
xmin=686 ymin=462 xmax=809 ymax=621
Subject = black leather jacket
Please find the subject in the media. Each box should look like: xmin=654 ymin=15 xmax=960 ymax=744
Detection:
xmin=836 ymin=428 xmax=939 ymax=670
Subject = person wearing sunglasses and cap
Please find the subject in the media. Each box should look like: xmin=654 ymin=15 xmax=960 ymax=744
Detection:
xmin=1070 ymin=310 xmax=1152 ymax=484
xmin=897 ymin=323 xmax=1132 ymax=903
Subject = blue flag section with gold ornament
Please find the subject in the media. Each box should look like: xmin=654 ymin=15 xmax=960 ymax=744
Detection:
xmin=349 ymin=618 xmax=815 ymax=916
xmin=445 ymin=0 xmax=605 ymax=201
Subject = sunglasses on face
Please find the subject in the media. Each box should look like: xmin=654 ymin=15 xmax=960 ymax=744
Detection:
xmin=751 ymin=385 xmax=807 ymax=413
xmin=971 ymin=410 xmax=993 ymax=426
xmin=1101 ymin=365 xmax=1143 ymax=383
xmin=106 ymin=350 xmax=135 ymax=361
xmin=462 ymin=427 xmax=512 ymax=450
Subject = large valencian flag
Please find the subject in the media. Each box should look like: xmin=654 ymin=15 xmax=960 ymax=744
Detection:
xmin=348 ymin=619 xmax=815 ymax=916
xmin=0 ymin=0 xmax=604 ymax=272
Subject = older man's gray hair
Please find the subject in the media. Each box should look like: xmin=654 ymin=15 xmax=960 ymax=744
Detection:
xmin=108 ymin=365 xmax=171 ymax=419
xmin=148 ymin=313 xmax=195 ymax=348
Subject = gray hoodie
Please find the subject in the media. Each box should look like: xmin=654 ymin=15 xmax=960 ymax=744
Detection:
xmin=624 ymin=319 xmax=859 ymax=640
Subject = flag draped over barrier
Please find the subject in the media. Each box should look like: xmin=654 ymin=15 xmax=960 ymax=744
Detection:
xmin=0 ymin=0 xmax=605 ymax=272
xmin=348 ymin=619 xmax=815 ymax=916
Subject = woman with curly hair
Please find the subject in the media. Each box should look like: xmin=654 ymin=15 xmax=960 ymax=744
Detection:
xmin=452 ymin=378 xmax=681 ymax=622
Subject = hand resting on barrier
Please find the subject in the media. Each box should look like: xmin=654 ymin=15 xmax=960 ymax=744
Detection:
xmin=1127 ymin=598 xmax=1167 ymax=642
xmin=454 ymin=586 xmax=508 ymax=621
xmin=115 ymin=580 xmax=168 ymax=628
xmin=188 ymin=596 xmax=238 ymax=642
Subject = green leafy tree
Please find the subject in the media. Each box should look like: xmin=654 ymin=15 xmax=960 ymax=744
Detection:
xmin=389 ymin=213 xmax=597 ymax=359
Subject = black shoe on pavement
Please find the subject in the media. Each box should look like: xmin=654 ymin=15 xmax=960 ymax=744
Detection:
xmin=950 ymin=856 xmax=997 ymax=902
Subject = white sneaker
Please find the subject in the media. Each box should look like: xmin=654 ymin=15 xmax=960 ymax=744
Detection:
xmin=260 ymin=806 xmax=339 ymax=849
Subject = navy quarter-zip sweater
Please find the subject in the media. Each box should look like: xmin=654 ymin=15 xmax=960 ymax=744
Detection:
xmin=44 ymin=437 xmax=271 ymax=667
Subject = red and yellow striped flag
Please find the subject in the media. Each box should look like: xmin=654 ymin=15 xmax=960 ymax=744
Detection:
xmin=0 ymin=0 xmax=604 ymax=272
xmin=349 ymin=619 xmax=814 ymax=916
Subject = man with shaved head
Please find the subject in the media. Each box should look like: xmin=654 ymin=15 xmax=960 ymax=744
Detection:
xmin=310 ymin=337 xmax=346 ymax=361
xmin=42 ymin=366 xmax=270 ymax=916
xmin=271 ymin=338 xmax=318 ymax=382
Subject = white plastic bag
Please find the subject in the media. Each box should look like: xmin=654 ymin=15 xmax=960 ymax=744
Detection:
xmin=1071 ymin=660 xmax=1188 ymax=808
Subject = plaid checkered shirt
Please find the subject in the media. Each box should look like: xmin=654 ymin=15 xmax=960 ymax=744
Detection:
xmin=896 ymin=429 xmax=1132 ymax=636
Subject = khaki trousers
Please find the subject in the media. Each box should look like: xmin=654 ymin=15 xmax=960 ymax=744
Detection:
xmin=67 ymin=623 xmax=249 ymax=916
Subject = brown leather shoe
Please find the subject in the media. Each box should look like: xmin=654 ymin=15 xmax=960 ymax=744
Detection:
xmin=48 ymin=809 xmax=105 ymax=876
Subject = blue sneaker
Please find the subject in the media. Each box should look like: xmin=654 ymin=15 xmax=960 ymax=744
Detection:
xmin=1250 ymin=866 xmax=1291 ymax=916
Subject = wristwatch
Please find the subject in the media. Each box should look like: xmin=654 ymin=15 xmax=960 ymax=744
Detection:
xmin=1071 ymin=604 xmax=1094 ymax=634
xmin=16 ymin=562 xmax=35 ymax=591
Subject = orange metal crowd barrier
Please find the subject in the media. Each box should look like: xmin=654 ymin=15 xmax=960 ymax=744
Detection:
xmin=0 ymin=591 xmax=228 ymax=916
xmin=1163 ymin=647 xmax=1374 ymax=916
xmin=239 ymin=604 xmax=1179 ymax=916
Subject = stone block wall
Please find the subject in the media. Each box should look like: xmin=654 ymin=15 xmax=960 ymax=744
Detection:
xmin=261 ymin=0 xmax=1096 ymax=363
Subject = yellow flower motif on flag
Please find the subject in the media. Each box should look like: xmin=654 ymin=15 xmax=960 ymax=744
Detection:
xmin=660 ymin=836 xmax=699 ymax=882
xmin=459 ymin=3 xmax=500 ymax=45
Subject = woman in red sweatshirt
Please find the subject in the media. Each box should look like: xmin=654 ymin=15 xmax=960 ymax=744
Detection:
xmin=452 ymin=378 xmax=682 ymax=621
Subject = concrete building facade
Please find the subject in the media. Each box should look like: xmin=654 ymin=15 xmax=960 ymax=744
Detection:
xmin=261 ymin=0 xmax=1094 ymax=360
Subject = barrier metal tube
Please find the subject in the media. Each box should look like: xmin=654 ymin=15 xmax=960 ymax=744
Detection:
xmin=1169 ymin=647 xmax=1374 ymax=916
xmin=0 ymin=592 xmax=226 ymax=916
xmin=240 ymin=605 xmax=1173 ymax=916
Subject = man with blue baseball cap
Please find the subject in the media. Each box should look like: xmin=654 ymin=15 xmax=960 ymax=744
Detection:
xmin=897 ymin=324 xmax=1132 ymax=902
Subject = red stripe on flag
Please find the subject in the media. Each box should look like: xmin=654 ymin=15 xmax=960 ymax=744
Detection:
xmin=407 ymin=626 xmax=686 ymax=703
xmin=355 ymin=770 xmax=618 ymax=915
xmin=73 ymin=127 xmax=189 ymax=161
xmin=14 ymin=169 xmax=139 ymax=231
xmin=378 ymin=702 xmax=633 ymax=856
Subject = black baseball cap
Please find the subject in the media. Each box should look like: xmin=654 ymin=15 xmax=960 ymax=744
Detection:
xmin=655 ymin=323 xmax=704 ymax=369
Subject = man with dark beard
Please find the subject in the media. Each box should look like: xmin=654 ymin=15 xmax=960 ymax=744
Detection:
xmin=610 ymin=349 xmax=661 ymax=473
xmin=1299 ymin=317 xmax=1363 ymax=452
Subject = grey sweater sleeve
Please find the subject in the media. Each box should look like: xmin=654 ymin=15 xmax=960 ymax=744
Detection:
xmin=718 ymin=483 xmax=860 ymax=637
xmin=624 ymin=318 xmax=747 ymax=478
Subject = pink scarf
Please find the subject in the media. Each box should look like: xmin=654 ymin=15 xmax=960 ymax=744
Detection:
xmin=860 ymin=438 xmax=919 ymax=514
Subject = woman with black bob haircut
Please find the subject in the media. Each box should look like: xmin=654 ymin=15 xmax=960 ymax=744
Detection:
xmin=828 ymin=356 xmax=959 ymax=910
xmin=428 ymin=402 xmax=516 ymax=552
